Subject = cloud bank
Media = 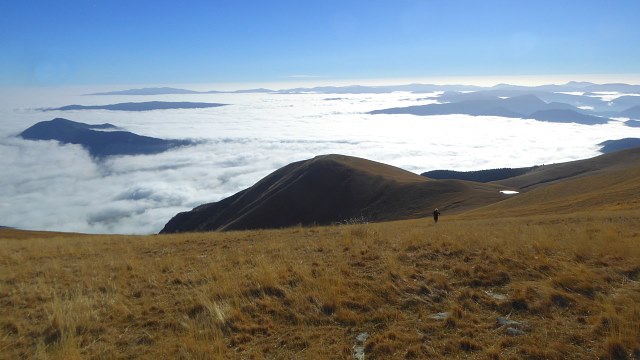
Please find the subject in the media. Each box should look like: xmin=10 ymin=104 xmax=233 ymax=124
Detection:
xmin=1 ymin=90 xmax=638 ymax=234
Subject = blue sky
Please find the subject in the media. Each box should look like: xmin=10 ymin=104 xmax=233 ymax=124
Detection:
xmin=1 ymin=0 xmax=639 ymax=86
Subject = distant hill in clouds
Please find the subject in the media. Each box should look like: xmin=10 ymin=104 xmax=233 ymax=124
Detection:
xmin=626 ymin=120 xmax=640 ymax=127
xmin=87 ymin=87 xmax=274 ymax=96
xmin=160 ymin=154 xmax=506 ymax=233
xmin=527 ymin=109 xmax=609 ymax=124
xmin=370 ymin=94 xmax=611 ymax=124
xmin=619 ymin=105 xmax=640 ymax=120
xmin=436 ymin=90 xmax=608 ymax=112
xmin=44 ymin=101 xmax=226 ymax=111
xmin=19 ymin=118 xmax=194 ymax=158
xmin=609 ymin=96 xmax=640 ymax=111
xmin=89 ymin=87 xmax=203 ymax=95
xmin=598 ymin=138 xmax=640 ymax=154
xmin=580 ymin=83 xmax=640 ymax=93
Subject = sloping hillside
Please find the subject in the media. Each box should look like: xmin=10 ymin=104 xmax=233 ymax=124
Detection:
xmin=464 ymin=155 xmax=640 ymax=218
xmin=161 ymin=154 xmax=506 ymax=233
xmin=494 ymin=147 xmax=640 ymax=191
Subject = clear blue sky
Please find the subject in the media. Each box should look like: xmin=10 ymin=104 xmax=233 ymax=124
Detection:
xmin=1 ymin=0 xmax=639 ymax=86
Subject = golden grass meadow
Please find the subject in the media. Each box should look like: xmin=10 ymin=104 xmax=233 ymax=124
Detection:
xmin=1 ymin=210 xmax=639 ymax=359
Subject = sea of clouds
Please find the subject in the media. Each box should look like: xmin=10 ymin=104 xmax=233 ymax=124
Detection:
xmin=0 ymin=86 xmax=638 ymax=234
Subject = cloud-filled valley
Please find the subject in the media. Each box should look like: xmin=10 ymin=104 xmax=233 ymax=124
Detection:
xmin=1 ymin=86 xmax=639 ymax=234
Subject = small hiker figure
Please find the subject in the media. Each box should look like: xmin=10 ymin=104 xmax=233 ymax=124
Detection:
xmin=433 ymin=208 xmax=440 ymax=223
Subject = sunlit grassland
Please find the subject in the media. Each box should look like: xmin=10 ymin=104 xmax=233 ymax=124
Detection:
xmin=1 ymin=211 xmax=639 ymax=359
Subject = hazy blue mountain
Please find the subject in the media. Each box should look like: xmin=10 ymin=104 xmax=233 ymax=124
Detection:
xmin=370 ymin=100 xmax=522 ymax=117
xmin=372 ymin=94 xmax=612 ymax=124
xmin=619 ymin=105 xmax=640 ymax=119
xmin=278 ymin=82 xmax=640 ymax=95
xmin=19 ymin=118 xmax=193 ymax=158
xmin=227 ymin=88 xmax=274 ymax=94
xmin=435 ymin=91 xmax=499 ymax=102
xmin=527 ymin=109 xmax=609 ymax=124
xmin=84 ymin=82 xmax=640 ymax=97
xmin=374 ymin=94 xmax=572 ymax=116
xmin=276 ymin=84 xmax=483 ymax=94
xmin=626 ymin=120 xmax=640 ymax=127
xmin=598 ymin=138 xmax=640 ymax=153
xmin=44 ymin=101 xmax=226 ymax=112
xmin=88 ymin=87 xmax=203 ymax=95
xmin=609 ymin=96 xmax=640 ymax=109
xmin=436 ymin=90 xmax=607 ymax=112
xmin=87 ymin=87 xmax=274 ymax=95
xmin=582 ymin=83 xmax=640 ymax=93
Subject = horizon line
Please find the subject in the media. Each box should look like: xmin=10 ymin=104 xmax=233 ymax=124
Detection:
xmin=3 ymin=73 xmax=640 ymax=92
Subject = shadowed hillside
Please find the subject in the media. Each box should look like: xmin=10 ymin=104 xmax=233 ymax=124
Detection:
xmin=161 ymin=154 xmax=506 ymax=233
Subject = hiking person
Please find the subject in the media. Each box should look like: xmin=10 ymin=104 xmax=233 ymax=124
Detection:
xmin=433 ymin=208 xmax=440 ymax=223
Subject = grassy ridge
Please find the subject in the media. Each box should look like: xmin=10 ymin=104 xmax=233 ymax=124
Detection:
xmin=1 ymin=212 xmax=639 ymax=359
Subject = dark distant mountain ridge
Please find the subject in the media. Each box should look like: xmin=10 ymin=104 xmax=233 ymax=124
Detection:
xmin=422 ymin=166 xmax=538 ymax=183
xmin=19 ymin=118 xmax=193 ymax=158
xmin=44 ymin=101 xmax=226 ymax=111
xmin=370 ymin=94 xmax=611 ymax=125
xmin=160 ymin=154 xmax=507 ymax=233
xmin=598 ymin=138 xmax=640 ymax=154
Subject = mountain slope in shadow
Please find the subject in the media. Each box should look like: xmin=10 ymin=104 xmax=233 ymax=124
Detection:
xmin=19 ymin=118 xmax=193 ymax=158
xmin=160 ymin=154 xmax=506 ymax=233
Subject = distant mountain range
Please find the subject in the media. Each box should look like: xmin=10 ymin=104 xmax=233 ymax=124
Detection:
xmin=160 ymin=154 xmax=506 ymax=233
xmin=87 ymin=81 xmax=640 ymax=96
xmin=19 ymin=118 xmax=194 ymax=158
xmin=43 ymin=101 xmax=226 ymax=111
xmin=370 ymin=94 xmax=610 ymax=125
xmin=83 ymin=82 xmax=640 ymax=124
xmin=88 ymin=87 xmax=273 ymax=96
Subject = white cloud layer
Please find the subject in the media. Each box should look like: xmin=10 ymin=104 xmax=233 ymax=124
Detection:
xmin=1 ymin=89 xmax=639 ymax=234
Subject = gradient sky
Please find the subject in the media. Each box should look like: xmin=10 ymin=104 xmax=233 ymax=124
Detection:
xmin=1 ymin=0 xmax=639 ymax=86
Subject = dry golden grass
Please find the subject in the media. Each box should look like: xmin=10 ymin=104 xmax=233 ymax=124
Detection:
xmin=1 ymin=211 xmax=640 ymax=359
